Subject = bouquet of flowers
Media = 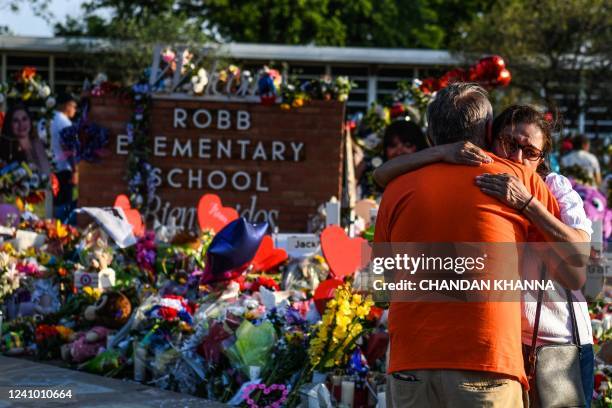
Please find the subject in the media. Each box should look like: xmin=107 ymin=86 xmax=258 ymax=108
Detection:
xmin=0 ymin=67 xmax=54 ymax=109
xmin=0 ymin=162 xmax=49 ymax=203
xmin=285 ymin=282 xmax=374 ymax=405
xmin=0 ymin=251 xmax=20 ymax=301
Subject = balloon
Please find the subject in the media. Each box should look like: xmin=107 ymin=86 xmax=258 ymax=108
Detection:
xmin=313 ymin=279 xmax=343 ymax=314
xmin=497 ymin=68 xmax=512 ymax=87
xmin=201 ymin=218 xmax=268 ymax=283
xmin=250 ymin=235 xmax=288 ymax=273
xmin=0 ymin=204 xmax=20 ymax=227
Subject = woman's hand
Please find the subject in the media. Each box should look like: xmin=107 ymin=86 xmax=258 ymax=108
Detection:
xmin=475 ymin=173 xmax=533 ymax=210
xmin=440 ymin=141 xmax=493 ymax=166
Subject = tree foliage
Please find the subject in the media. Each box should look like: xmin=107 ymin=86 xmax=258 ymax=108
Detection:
xmin=453 ymin=0 xmax=612 ymax=121
xmin=48 ymin=0 xmax=492 ymax=50
xmin=52 ymin=1 xmax=208 ymax=83
xmin=190 ymin=0 xmax=494 ymax=49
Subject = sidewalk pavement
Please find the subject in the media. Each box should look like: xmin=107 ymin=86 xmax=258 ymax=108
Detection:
xmin=0 ymin=356 xmax=227 ymax=407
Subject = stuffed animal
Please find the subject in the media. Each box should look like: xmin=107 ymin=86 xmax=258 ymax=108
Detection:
xmin=572 ymin=182 xmax=612 ymax=240
xmin=61 ymin=326 xmax=110 ymax=363
xmin=84 ymin=291 xmax=132 ymax=329
xmin=75 ymin=226 xmax=116 ymax=290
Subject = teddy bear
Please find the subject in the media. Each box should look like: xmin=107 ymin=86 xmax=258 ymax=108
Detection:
xmin=83 ymin=291 xmax=132 ymax=329
xmin=61 ymin=326 xmax=110 ymax=363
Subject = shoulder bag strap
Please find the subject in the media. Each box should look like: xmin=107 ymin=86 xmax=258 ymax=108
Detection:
xmin=528 ymin=263 xmax=547 ymax=380
xmin=565 ymin=289 xmax=581 ymax=346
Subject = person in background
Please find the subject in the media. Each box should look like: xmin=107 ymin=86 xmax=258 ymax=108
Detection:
xmin=355 ymin=119 xmax=429 ymax=198
xmin=382 ymin=119 xmax=429 ymax=161
xmin=50 ymin=93 xmax=78 ymax=223
xmin=0 ymin=103 xmax=51 ymax=175
xmin=561 ymin=134 xmax=602 ymax=186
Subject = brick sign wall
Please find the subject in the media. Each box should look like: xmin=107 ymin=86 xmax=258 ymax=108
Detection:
xmin=79 ymin=96 xmax=345 ymax=231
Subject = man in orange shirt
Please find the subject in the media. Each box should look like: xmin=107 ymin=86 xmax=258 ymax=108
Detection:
xmin=375 ymin=83 xmax=559 ymax=407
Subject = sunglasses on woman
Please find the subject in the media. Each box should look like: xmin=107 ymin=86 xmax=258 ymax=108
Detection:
xmin=498 ymin=134 xmax=545 ymax=161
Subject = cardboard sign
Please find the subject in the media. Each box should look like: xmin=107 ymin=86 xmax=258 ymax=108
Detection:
xmin=74 ymin=269 xmax=116 ymax=291
xmin=275 ymin=233 xmax=320 ymax=258
xmin=320 ymin=225 xmax=369 ymax=279
xmin=197 ymin=194 xmax=239 ymax=233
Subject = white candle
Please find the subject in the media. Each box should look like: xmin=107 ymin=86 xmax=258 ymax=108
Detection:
xmin=376 ymin=391 xmax=386 ymax=408
xmin=133 ymin=342 xmax=147 ymax=382
xmin=341 ymin=380 xmax=355 ymax=407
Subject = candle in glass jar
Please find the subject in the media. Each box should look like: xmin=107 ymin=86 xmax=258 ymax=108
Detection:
xmin=341 ymin=380 xmax=355 ymax=407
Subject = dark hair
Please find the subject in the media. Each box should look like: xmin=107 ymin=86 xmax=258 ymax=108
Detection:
xmin=56 ymin=92 xmax=77 ymax=107
xmin=426 ymin=82 xmax=492 ymax=146
xmin=492 ymin=104 xmax=554 ymax=178
xmin=383 ymin=120 xmax=429 ymax=158
xmin=0 ymin=104 xmax=34 ymax=164
xmin=574 ymin=134 xmax=590 ymax=149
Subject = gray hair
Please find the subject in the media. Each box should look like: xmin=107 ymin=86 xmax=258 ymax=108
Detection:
xmin=426 ymin=83 xmax=492 ymax=147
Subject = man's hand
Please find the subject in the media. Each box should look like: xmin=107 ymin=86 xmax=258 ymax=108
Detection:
xmin=440 ymin=141 xmax=493 ymax=166
xmin=475 ymin=173 xmax=532 ymax=210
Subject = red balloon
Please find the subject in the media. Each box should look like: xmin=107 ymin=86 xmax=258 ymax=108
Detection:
xmin=419 ymin=78 xmax=439 ymax=94
xmin=438 ymin=68 xmax=467 ymax=89
xmin=313 ymin=279 xmax=343 ymax=314
xmin=497 ymin=68 xmax=512 ymax=87
xmin=389 ymin=102 xmax=405 ymax=118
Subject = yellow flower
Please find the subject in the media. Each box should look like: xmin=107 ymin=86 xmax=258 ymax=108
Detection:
xmin=55 ymin=325 xmax=74 ymax=342
xmin=83 ymin=286 xmax=101 ymax=300
xmin=56 ymin=220 xmax=68 ymax=239
xmin=2 ymin=243 xmax=16 ymax=256
xmin=280 ymin=103 xmax=291 ymax=110
xmin=38 ymin=252 xmax=51 ymax=265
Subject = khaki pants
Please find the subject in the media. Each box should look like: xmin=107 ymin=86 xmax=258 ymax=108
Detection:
xmin=387 ymin=369 xmax=527 ymax=408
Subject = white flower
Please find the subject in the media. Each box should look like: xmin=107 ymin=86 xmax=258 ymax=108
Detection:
xmin=364 ymin=133 xmax=381 ymax=150
xmin=191 ymin=68 xmax=208 ymax=94
xmin=371 ymin=156 xmax=384 ymax=168
xmin=412 ymin=78 xmax=422 ymax=88
xmin=93 ymin=73 xmax=108 ymax=85
xmin=243 ymin=298 xmax=260 ymax=310
xmin=591 ymin=319 xmax=603 ymax=339
xmin=0 ymin=93 xmax=5 ymax=104
xmin=39 ymin=85 xmax=51 ymax=98
xmin=603 ymin=314 xmax=611 ymax=331
xmin=45 ymin=97 xmax=56 ymax=109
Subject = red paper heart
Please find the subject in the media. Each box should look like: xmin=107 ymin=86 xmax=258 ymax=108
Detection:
xmin=320 ymin=225 xmax=370 ymax=279
xmin=251 ymin=235 xmax=288 ymax=272
xmin=197 ymin=194 xmax=238 ymax=233
xmin=114 ymin=194 xmax=144 ymax=237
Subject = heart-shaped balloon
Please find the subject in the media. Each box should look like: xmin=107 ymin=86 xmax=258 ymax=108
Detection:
xmin=320 ymin=225 xmax=369 ymax=279
xmin=251 ymin=235 xmax=288 ymax=272
xmin=113 ymin=194 xmax=144 ymax=237
xmin=197 ymin=194 xmax=239 ymax=233
xmin=313 ymin=279 xmax=343 ymax=314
